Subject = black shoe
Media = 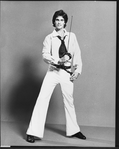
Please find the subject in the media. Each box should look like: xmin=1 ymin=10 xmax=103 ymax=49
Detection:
xmin=71 ymin=132 xmax=86 ymax=140
xmin=26 ymin=135 xmax=35 ymax=143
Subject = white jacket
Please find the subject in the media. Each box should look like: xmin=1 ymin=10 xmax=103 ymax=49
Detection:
xmin=42 ymin=29 xmax=82 ymax=74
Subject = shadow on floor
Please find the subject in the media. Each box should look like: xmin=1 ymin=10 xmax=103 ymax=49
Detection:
xmin=7 ymin=58 xmax=43 ymax=138
xmin=45 ymin=124 xmax=66 ymax=137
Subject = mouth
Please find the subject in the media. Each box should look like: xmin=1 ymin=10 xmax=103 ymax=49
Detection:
xmin=57 ymin=25 xmax=63 ymax=28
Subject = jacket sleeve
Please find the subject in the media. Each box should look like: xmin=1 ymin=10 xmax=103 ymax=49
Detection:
xmin=42 ymin=35 xmax=59 ymax=64
xmin=72 ymin=33 xmax=82 ymax=74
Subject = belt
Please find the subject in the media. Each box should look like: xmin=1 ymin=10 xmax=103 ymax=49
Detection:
xmin=52 ymin=64 xmax=73 ymax=75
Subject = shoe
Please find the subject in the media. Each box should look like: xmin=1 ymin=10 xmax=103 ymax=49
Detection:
xmin=26 ymin=135 xmax=35 ymax=143
xmin=70 ymin=132 xmax=86 ymax=140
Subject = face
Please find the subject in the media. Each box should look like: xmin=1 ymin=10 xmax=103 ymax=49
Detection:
xmin=54 ymin=16 xmax=65 ymax=30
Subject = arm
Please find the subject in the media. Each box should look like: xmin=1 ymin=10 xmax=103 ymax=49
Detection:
xmin=70 ymin=34 xmax=82 ymax=82
xmin=42 ymin=35 xmax=59 ymax=65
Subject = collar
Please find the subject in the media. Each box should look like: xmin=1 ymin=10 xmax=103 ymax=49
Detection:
xmin=52 ymin=29 xmax=69 ymax=38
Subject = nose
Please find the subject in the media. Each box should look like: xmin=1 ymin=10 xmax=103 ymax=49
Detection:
xmin=58 ymin=20 xmax=61 ymax=23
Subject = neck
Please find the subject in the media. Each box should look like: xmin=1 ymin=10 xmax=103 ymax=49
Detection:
xmin=55 ymin=28 xmax=65 ymax=37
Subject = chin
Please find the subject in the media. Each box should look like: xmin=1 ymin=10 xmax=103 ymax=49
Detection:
xmin=56 ymin=27 xmax=64 ymax=30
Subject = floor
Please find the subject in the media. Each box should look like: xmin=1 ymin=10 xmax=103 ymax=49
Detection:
xmin=1 ymin=121 xmax=115 ymax=147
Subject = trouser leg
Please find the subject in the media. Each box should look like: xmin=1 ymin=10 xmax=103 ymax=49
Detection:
xmin=60 ymin=70 xmax=80 ymax=136
xmin=26 ymin=71 xmax=58 ymax=138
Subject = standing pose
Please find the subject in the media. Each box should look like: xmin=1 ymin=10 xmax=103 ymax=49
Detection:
xmin=26 ymin=10 xmax=86 ymax=143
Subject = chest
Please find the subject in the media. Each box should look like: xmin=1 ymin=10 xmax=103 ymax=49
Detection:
xmin=51 ymin=35 xmax=74 ymax=53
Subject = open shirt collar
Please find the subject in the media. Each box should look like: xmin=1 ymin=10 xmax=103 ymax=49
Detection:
xmin=52 ymin=29 xmax=69 ymax=38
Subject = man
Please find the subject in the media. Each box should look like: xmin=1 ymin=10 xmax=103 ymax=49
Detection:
xmin=26 ymin=10 xmax=86 ymax=143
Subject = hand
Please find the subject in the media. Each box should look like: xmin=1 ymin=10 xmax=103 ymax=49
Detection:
xmin=58 ymin=55 xmax=70 ymax=65
xmin=70 ymin=71 xmax=80 ymax=82
xmin=58 ymin=59 xmax=65 ymax=65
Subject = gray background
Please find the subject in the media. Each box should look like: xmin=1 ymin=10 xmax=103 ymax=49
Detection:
xmin=1 ymin=1 xmax=116 ymax=127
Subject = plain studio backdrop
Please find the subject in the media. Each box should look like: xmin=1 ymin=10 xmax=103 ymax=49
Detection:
xmin=1 ymin=1 xmax=116 ymax=129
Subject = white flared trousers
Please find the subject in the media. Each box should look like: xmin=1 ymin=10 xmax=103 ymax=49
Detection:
xmin=26 ymin=69 xmax=80 ymax=138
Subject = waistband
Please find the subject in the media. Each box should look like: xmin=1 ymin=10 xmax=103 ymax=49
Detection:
xmin=52 ymin=64 xmax=71 ymax=69
xmin=51 ymin=64 xmax=73 ymax=75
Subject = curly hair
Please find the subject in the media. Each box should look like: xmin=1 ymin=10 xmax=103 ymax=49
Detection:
xmin=52 ymin=10 xmax=68 ymax=28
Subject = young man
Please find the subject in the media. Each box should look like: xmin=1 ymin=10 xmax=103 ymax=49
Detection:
xmin=26 ymin=10 xmax=86 ymax=143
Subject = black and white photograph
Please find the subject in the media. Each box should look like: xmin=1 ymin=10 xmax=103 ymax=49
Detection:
xmin=1 ymin=1 xmax=117 ymax=147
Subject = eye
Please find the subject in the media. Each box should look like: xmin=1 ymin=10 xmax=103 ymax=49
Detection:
xmin=55 ymin=18 xmax=64 ymax=22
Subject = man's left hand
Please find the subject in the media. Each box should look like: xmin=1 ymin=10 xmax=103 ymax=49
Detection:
xmin=70 ymin=71 xmax=80 ymax=82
